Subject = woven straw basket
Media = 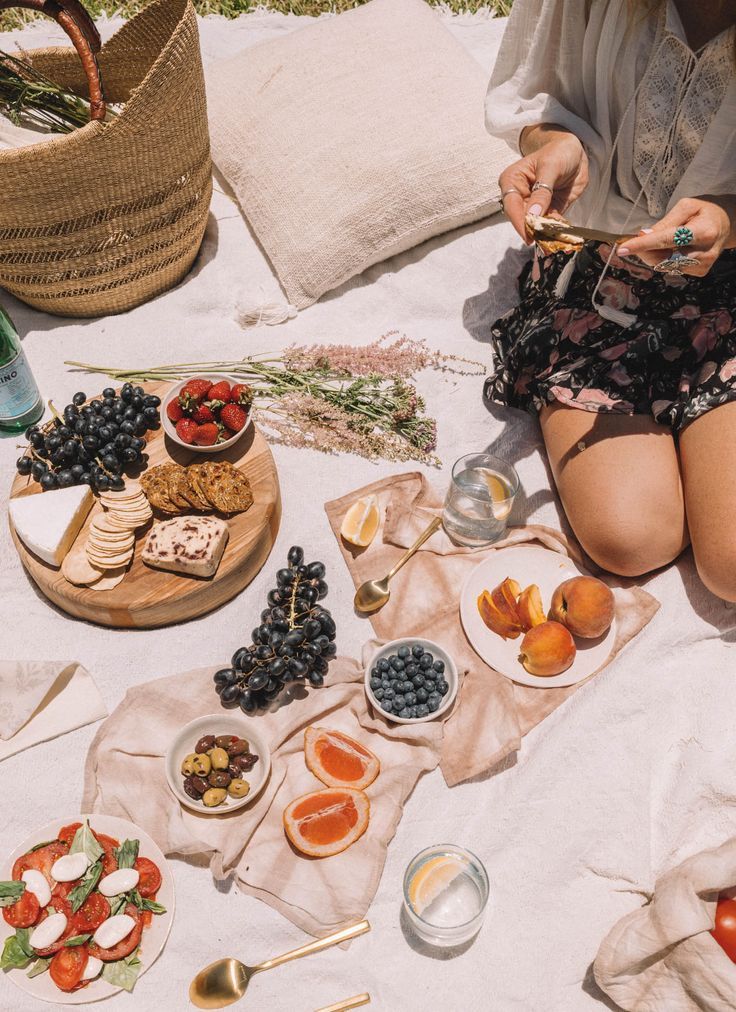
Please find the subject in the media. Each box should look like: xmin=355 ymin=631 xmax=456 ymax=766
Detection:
xmin=0 ymin=0 xmax=212 ymax=317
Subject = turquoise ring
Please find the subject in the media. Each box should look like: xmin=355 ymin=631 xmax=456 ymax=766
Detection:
xmin=673 ymin=226 xmax=694 ymax=247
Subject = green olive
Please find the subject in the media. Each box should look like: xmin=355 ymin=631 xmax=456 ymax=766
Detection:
xmin=209 ymin=747 xmax=229 ymax=770
xmin=192 ymin=753 xmax=211 ymax=777
xmin=202 ymin=788 xmax=227 ymax=807
xmin=228 ymin=778 xmax=250 ymax=799
xmin=181 ymin=753 xmax=198 ymax=777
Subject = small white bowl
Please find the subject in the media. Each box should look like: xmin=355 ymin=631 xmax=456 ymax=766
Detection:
xmin=165 ymin=713 xmax=271 ymax=814
xmin=364 ymin=638 xmax=458 ymax=725
xmin=162 ymin=373 xmax=254 ymax=454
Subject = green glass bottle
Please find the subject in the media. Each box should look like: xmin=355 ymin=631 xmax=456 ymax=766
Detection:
xmin=0 ymin=304 xmax=43 ymax=432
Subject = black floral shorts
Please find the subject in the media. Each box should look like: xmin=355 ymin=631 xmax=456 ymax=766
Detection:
xmin=484 ymin=242 xmax=736 ymax=432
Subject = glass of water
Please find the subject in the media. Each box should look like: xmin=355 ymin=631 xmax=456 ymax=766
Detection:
xmin=403 ymin=844 xmax=489 ymax=948
xmin=443 ymin=452 xmax=519 ymax=547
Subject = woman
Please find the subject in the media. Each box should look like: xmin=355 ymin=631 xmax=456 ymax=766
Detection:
xmin=484 ymin=0 xmax=736 ymax=598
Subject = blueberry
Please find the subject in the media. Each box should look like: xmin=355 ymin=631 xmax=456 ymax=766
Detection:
xmin=381 ymin=699 xmax=394 ymax=713
xmin=404 ymin=663 xmax=417 ymax=678
xmin=373 ymin=687 xmax=384 ymax=700
xmin=381 ymin=679 xmax=391 ymax=690
xmin=437 ymin=680 xmax=449 ymax=696
xmin=419 ymin=654 xmax=432 ymax=669
xmin=424 ymin=680 xmax=436 ymax=694
xmin=416 ymin=687 xmax=428 ymax=703
xmin=398 ymin=707 xmax=412 ymax=719
xmin=412 ymin=674 xmax=425 ymax=688
xmin=370 ymin=677 xmax=381 ymax=691
xmin=404 ymin=692 xmax=417 ymax=706
xmin=390 ymin=656 xmax=404 ymax=671
xmin=428 ymin=692 xmax=442 ymax=711
xmin=398 ymin=645 xmax=410 ymax=660
xmin=412 ymin=644 xmax=424 ymax=659
xmin=402 ymin=681 xmax=414 ymax=694
xmin=432 ymin=659 xmax=445 ymax=674
xmin=383 ymin=687 xmax=395 ymax=700
xmin=415 ymin=704 xmax=429 ymax=718
xmin=393 ymin=695 xmax=406 ymax=710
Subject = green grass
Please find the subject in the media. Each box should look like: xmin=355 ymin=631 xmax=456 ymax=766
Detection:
xmin=0 ymin=0 xmax=512 ymax=32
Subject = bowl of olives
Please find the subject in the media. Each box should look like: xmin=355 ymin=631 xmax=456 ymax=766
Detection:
xmin=165 ymin=714 xmax=271 ymax=814
xmin=364 ymin=638 xmax=458 ymax=724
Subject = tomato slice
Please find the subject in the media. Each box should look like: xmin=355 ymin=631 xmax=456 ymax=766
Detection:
xmin=57 ymin=823 xmax=83 ymax=847
xmin=3 ymin=889 xmax=40 ymax=928
xmin=13 ymin=841 xmax=69 ymax=884
xmin=88 ymin=903 xmax=142 ymax=962
xmin=49 ymin=944 xmax=88 ymax=993
xmin=71 ymin=893 xmax=110 ymax=934
xmin=93 ymin=832 xmax=120 ymax=875
xmin=51 ymin=881 xmax=74 ymax=903
xmin=134 ymin=857 xmax=162 ymax=898
xmin=33 ymin=897 xmax=75 ymax=957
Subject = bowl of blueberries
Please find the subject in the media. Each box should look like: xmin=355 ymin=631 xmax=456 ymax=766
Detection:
xmin=364 ymin=638 xmax=457 ymax=724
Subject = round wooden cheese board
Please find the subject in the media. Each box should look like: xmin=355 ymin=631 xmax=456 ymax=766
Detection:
xmin=8 ymin=382 xmax=281 ymax=628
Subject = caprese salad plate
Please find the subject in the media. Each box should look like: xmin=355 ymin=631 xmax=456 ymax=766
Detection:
xmin=0 ymin=815 xmax=174 ymax=1004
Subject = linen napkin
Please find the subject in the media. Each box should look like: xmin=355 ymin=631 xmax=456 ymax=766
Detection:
xmin=324 ymin=472 xmax=660 ymax=786
xmin=82 ymin=651 xmax=441 ymax=936
xmin=0 ymin=660 xmax=107 ymax=762
xmin=594 ymin=838 xmax=736 ymax=1011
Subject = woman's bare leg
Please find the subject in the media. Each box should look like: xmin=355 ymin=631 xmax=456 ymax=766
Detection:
xmin=679 ymin=401 xmax=736 ymax=601
xmin=539 ymin=402 xmax=689 ymax=576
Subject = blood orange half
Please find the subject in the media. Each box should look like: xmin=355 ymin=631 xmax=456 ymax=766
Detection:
xmin=283 ymin=788 xmax=370 ymax=858
xmin=304 ymin=726 xmax=380 ymax=791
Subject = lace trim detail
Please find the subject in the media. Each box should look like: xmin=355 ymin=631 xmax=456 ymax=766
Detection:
xmin=633 ymin=25 xmax=734 ymax=216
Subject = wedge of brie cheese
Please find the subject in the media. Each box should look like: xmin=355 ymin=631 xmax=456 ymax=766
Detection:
xmin=9 ymin=485 xmax=93 ymax=567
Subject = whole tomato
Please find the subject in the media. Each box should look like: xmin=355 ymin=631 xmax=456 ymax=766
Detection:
xmin=711 ymin=897 xmax=736 ymax=962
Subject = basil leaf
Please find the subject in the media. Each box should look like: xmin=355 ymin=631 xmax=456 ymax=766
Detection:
xmin=109 ymin=895 xmax=127 ymax=916
xmin=1 ymin=930 xmax=33 ymax=970
xmin=141 ymin=898 xmax=166 ymax=915
xmin=63 ymin=934 xmax=91 ymax=947
xmin=27 ymin=957 xmax=51 ymax=978
xmin=69 ymin=820 xmax=104 ymax=865
xmin=28 ymin=840 xmax=55 ymax=853
xmin=101 ymin=952 xmax=142 ymax=992
xmin=126 ymin=889 xmax=143 ymax=910
xmin=114 ymin=839 xmax=139 ymax=870
xmin=68 ymin=858 xmax=103 ymax=913
xmin=0 ymin=881 xmax=25 ymax=907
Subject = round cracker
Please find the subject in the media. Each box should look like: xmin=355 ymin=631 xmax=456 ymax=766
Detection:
xmin=88 ymin=566 xmax=128 ymax=591
xmin=62 ymin=548 xmax=104 ymax=587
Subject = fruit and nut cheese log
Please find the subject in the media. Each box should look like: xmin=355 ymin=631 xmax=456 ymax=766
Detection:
xmin=142 ymin=515 xmax=229 ymax=578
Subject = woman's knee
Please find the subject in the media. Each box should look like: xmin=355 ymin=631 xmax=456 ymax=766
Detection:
xmin=576 ymin=513 xmax=687 ymax=578
xmin=692 ymin=545 xmax=736 ymax=603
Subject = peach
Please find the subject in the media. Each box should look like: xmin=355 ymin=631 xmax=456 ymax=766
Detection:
xmin=519 ymin=621 xmax=576 ymax=676
xmin=478 ymin=590 xmax=522 ymax=640
xmin=549 ymin=576 xmax=614 ymax=639
xmin=517 ymin=584 xmax=546 ymax=632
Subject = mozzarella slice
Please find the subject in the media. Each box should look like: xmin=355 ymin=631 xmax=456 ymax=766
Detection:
xmin=51 ymin=852 xmax=90 ymax=882
xmin=98 ymin=868 xmax=139 ymax=897
xmin=21 ymin=870 xmax=51 ymax=909
xmin=30 ymin=912 xmax=67 ymax=950
xmin=92 ymin=914 xmax=136 ymax=950
xmin=81 ymin=955 xmax=103 ymax=981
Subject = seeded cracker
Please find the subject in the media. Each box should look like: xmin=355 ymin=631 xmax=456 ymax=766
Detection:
xmin=199 ymin=461 xmax=254 ymax=514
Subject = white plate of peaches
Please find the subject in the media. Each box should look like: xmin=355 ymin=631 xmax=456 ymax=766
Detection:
xmin=460 ymin=546 xmax=616 ymax=688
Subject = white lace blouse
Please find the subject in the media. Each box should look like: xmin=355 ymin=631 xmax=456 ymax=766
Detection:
xmin=485 ymin=0 xmax=736 ymax=233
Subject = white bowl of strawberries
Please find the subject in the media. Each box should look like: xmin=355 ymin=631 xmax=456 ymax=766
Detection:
xmin=162 ymin=374 xmax=254 ymax=453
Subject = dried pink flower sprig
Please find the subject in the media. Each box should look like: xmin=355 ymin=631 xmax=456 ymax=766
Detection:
xmin=66 ymin=334 xmax=477 ymax=464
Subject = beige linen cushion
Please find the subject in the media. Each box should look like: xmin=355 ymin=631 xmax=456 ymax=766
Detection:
xmin=206 ymin=0 xmax=509 ymax=309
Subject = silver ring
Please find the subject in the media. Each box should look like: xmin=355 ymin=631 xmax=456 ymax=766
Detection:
xmin=653 ymin=251 xmax=700 ymax=275
xmin=500 ymin=187 xmax=521 ymax=202
xmin=531 ymin=181 xmax=554 ymax=194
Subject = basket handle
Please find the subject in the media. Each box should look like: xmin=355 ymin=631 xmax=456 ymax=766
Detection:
xmin=0 ymin=0 xmax=106 ymax=121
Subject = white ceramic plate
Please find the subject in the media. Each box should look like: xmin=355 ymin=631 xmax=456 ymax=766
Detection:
xmin=165 ymin=713 xmax=271 ymax=814
xmin=460 ymin=545 xmax=616 ymax=688
xmin=0 ymin=814 xmax=174 ymax=1005
xmin=161 ymin=373 xmax=254 ymax=453
xmin=364 ymin=638 xmax=458 ymax=724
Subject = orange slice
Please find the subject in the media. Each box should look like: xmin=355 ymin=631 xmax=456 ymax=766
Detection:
xmin=283 ymin=788 xmax=370 ymax=858
xmin=340 ymin=495 xmax=380 ymax=547
xmin=305 ymin=726 xmax=380 ymax=791
xmin=408 ymin=854 xmax=468 ymax=915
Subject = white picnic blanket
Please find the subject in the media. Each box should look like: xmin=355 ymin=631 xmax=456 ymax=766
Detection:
xmin=1 ymin=9 xmax=736 ymax=1012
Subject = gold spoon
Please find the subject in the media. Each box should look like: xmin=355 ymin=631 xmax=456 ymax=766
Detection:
xmin=316 ymin=994 xmax=371 ymax=1011
xmin=354 ymin=515 xmax=442 ymax=614
xmin=189 ymin=920 xmax=371 ymax=1009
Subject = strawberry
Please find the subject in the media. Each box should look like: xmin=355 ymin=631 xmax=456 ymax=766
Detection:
xmin=179 ymin=378 xmax=213 ymax=411
xmin=175 ymin=418 xmax=199 ymax=444
xmin=193 ymin=422 xmax=219 ymax=446
xmin=207 ymin=380 xmax=231 ymax=403
xmin=166 ymin=399 xmax=184 ymax=423
xmin=191 ymin=404 xmax=214 ymax=424
xmin=220 ymin=403 xmax=248 ymax=433
xmin=230 ymin=383 xmax=254 ymax=407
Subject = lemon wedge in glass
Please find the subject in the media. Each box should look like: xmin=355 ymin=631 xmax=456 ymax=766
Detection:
xmin=480 ymin=468 xmax=513 ymax=521
xmin=340 ymin=495 xmax=380 ymax=547
xmin=408 ymin=854 xmax=468 ymax=915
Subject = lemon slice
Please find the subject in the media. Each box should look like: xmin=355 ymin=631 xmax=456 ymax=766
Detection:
xmin=340 ymin=495 xmax=380 ymax=547
xmin=408 ymin=855 xmax=467 ymax=915
xmin=480 ymin=469 xmax=513 ymax=521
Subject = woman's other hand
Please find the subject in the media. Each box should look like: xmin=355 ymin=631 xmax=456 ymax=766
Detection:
xmin=499 ymin=127 xmax=589 ymax=242
xmin=619 ymin=197 xmax=736 ymax=277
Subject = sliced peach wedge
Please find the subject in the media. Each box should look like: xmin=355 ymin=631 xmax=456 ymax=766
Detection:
xmin=477 ymin=577 xmax=524 ymax=639
xmin=517 ymin=584 xmax=546 ymax=632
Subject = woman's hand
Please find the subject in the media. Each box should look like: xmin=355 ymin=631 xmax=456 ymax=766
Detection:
xmin=619 ymin=197 xmax=735 ymax=277
xmin=499 ymin=130 xmax=589 ymax=242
